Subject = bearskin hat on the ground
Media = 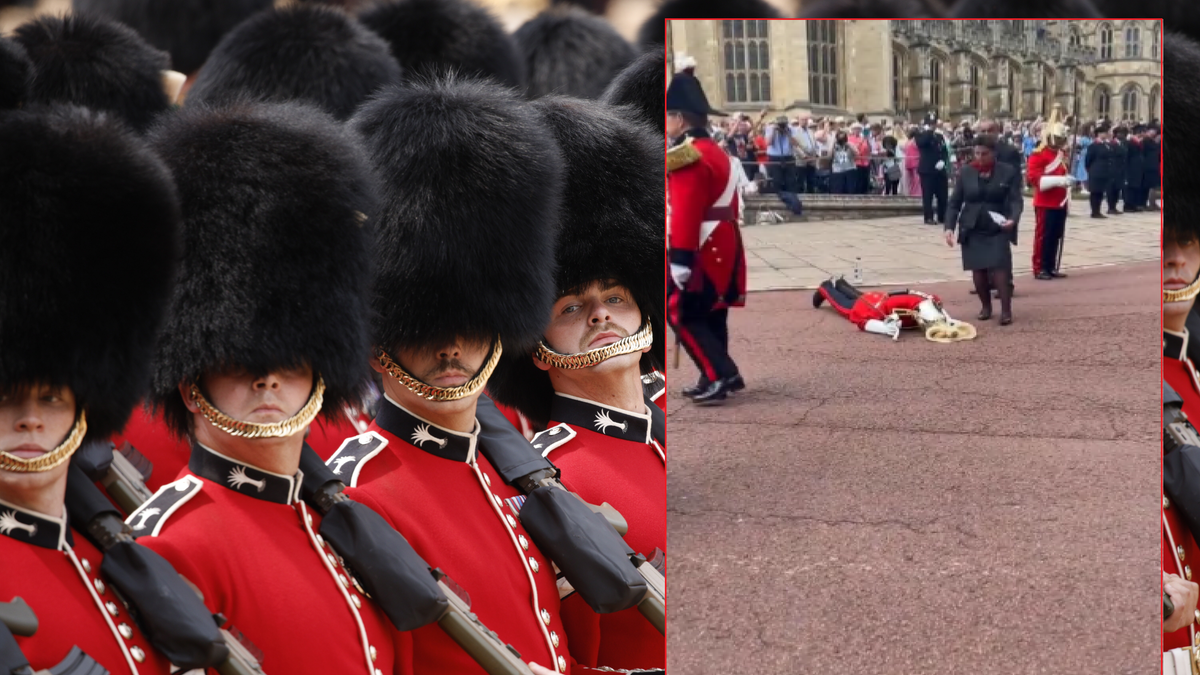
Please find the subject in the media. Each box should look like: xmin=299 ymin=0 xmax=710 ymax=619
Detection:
xmin=947 ymin=0 xmax=1100 ymax=16
xmin=637 ymin=0 xmax=779 ymax=49
xmin=74 ymin=0 xmax=274 ymax=74
xmin=0 ymin=105 xmax=180 ymax=440
xmin=0 ymin=38 xmax=31 ymax=110
xmin=1163 ymin=32 xmax=1197 ymax=243
xmin=601 ymin=49 xmax=664 ymax=135
xmin=186 ymin=5 xmax=402 ymax=120
xmin=488 ymin=96 xmax=663 ymax=426
xmin=514 ymin=7 xmax=636 ymax=100
xmin=358 ymin=0 xmax=526 ymax=91
xmin=350 ymin=77 xmax=562 ymax=359
xmin=13 ymin=14 xmax=171 ymax=133
xmin=147 ymin=101 xmax=378 ymax=436
xmin=800 ymin=0 xmax=945 ymax=17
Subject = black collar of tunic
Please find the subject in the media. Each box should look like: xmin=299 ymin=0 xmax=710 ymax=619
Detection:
xmin=0 ymin=495 xmax=72 ymax=550
xmin=551 ymin=393 xmax=653 ymax=445
xmin=189 ymin=443 xmax=302 ymax=505
xmin=375 ymin=396 xmax=478 ymax=463
xmin=1166 ymin=329 xmax=1189 ymax=362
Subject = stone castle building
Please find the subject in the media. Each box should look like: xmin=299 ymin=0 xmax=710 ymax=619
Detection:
xmin=667 ymin=20 xmax=1161 ymax=125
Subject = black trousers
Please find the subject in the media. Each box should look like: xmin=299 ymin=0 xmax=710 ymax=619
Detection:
xmin=668 ymin=283 xmax=738 ymax=384
xmin=1106 ymin=180 xmax=1123 ymax=211
xmin=919 ymin=172 xmax=948 ymax=221
xmin=856 ymin=165 xmax=871 ymax=194
xmin=819 ymin=279 xmax=858 ymax=313
xmin=1124 ymin=185 xmax=1144 ymax=209
xmin=1089 ymin=188 xmax=1106 ymax=215
xmin=1039 ymin=207 xmax=1067 ymax=274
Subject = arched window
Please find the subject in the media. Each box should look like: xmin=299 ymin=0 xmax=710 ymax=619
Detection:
xmin=1095 ymin=85 xmax=1111 ymax=119
xmin=930 ymin=55 xmax=945 ymax=113
xmin=1069 ymin=27 xmax=1082 ymax=47
xmin=1007 ymin=62 xmax=1018 ymax=114
xmin=892 ymin=49 xmax=906 ymax=113
xmin=1041 ymin=66 xmax=1053 ymax=118
xmin=1120 ymin=84 xmax=1140 ymax=121
xmin=1099 ymin=23 xmax=1114 ymax=60
xmin=1152 ymin=26 xmax=1160 ymax=59
xmin=1124 ymin=24 xmax=1141 ymax=58
xmin=808 ymin=21 xmax=840 ymax=107
xmin=1073 ymin=71 xmax=1085 ymax=119
xmin=969 ymin=63 xmax=981 ymax=113
xmin=1150 ymin=84 xmax=1160 ymax=121
xmin=722 ymin=20 xmax=771 ymax=103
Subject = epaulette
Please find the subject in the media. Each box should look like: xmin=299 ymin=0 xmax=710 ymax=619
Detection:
xmin=641 ymin=371 xmax=665 ymax=403
xmin=667 ymin=136 xmax=701 ymax=173
xmin=529 ymin=423 xmax=577 ymax=458
xmin=325 ymin=431 xmax=388 ymax=488
xmin=125 ymin=475 xmax=203 ymax=538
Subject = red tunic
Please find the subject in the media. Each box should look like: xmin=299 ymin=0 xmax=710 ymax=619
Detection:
xmin=840 ymin=291 xmax=938 ymax=331
xmin=1164 ymin=330 xmax=1200 ymax=652
xmin=335 ymin=397 xmax=574 ymax=674
xmin=0 ymin=498 xmax=171 ymax=674
xmin=1026 ymin=146 xmax=1069 ymax=210
xmin=534 ymin=394 xmax=665 ymax=671
xmin=668 ymin=134 xmax=747 ymax=309
xmin=129 ymin=445 xmax=401 ymax=674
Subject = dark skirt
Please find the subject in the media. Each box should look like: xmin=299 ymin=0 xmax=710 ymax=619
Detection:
xmin=961 ymin=229 xmax=1012 ymax=271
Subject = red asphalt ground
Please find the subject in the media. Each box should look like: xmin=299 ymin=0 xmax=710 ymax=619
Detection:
xmin=666 ymin=262 xmax=1159 ymax=674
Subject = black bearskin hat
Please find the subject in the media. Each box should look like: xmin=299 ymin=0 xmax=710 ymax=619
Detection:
xmin=801 ymin=0 xmax=944 ymax=17
xmin=601 ymin=49 xmax=665 ymax=136
xmin=948 ymin=0 xmax=1100 ymax=16
xmin=514 ymin=7 xmax=636 ymax=100
xmin=359 ymin=0 xmax=526 ymax=91
xmin=0 ymin=105 xmax=180 ymax=440
xmin=350 ymin=77 xmax=562 ymax=359
xmin=74 ymin=0 xmax=274 ymax=75
xmin=186 ymin=5 xmax=402 ymax=121
xmin=636 ymin=0 xmax=779 ymax=49
xmin=1164 ymin=32 xmax=1199 ymax=243
xmin=0 ymin=38 xmax=31 ymax=110
xmin=147 ymin=101 xmax=378 ymax=436
xmin=13 ymin=14 xmax=171 ymax=133
xmin=488 ymin=97 xmax=663 ymax=426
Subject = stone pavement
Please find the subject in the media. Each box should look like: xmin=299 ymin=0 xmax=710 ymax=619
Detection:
xmin=666 ymin=263 xmax=1158 ymax=674
xmin=744 ymin=197 xmax=1160 ymax=291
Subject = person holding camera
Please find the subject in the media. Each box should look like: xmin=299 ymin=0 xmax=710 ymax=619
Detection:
xmin=916 ymin=113 xmax=949 ymax=224
xmin=764 ymin=114 xmax=803 ymax=214
xmin=829 ymin=130 xmax=857 ymax=194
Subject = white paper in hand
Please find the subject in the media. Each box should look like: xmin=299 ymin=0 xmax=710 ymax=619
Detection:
xmin=988 ymin=211 xmax=1008 ymax=225
xmin=935 ymin=160 xmax=945 ymax=170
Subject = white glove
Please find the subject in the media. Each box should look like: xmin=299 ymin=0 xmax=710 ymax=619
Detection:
xmin=1038 ymin=175 xmax=1072 ymax=190
xmin=863 ymin=318 xmax=901 ymax=340
xmin=670 ymin=263 xmax=692 ymax=289
xmin=935 ymin=160 xmax=945 ymax=171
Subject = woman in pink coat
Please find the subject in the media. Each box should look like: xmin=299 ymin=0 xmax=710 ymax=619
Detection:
xmin=903 ymin=127 xmax=921 ymax=197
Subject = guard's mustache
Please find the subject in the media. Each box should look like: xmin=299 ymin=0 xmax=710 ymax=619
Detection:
xmin=582 ymin=322 xmax=629 ymax=349
xmin=424 ymin=358 xmax=476 ymax=380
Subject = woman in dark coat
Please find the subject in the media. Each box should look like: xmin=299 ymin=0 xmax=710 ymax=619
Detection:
xmin=944 ymin=134 xmax=1024 ymax=325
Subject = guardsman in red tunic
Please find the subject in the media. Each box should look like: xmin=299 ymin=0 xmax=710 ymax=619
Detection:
xmin=813 ymin=278 xmax=976 ymax=342
xmin=326 ymin=79 xmax=635 ymax=675
xmin=125 ymin=101 xmax=404 ymax=674
xmin=0 ymin=106 xmax=180 ymax=674
xmin=666 ymin=71 xmax=747 ymax=405
xmin=486 ymin=96 xmax=665 ymax=671
xmin=1026 ymin=107 xmax=1076 ymax=280
xmin=1163 ymin=188 xmax=1200 ymax=664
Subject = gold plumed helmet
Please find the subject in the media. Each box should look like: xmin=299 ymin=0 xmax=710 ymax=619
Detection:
xmin=913 ymin=296 xmax=978 ymax=343
xmin=1040 ymin=104 xmax=1069 ymax=148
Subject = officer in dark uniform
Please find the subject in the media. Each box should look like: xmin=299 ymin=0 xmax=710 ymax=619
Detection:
xmin=1123 ymin=124 xmax=1146 ymax=212
xmin=1085 ymin=121 xmax=1112 ymax=218
xmin=915 ymin=111 xmax=949 ymax=224
xmin=1144 ymin=122 xmax=1162 ymax=211
xmin=1105 ymin=125 xmax=1128 ymax=214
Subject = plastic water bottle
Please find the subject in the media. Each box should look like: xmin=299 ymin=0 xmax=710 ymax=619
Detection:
xmin=853 ymin=257 xmax=863 ymax=283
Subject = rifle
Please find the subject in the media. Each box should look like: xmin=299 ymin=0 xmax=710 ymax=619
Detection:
xmin=476 ymin=396 xmax=665 ymax=636
xmin=1 ymin=598 xmax=109 ymax=675
xmin=300 ymin=447 xmax=534 ymax=675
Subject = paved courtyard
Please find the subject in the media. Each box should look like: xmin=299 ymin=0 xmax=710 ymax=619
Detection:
xmin=744 ymin=197 xmax=1160 ymax=291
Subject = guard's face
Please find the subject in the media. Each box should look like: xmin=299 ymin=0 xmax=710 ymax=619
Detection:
xmin=538 ymin=280 xmax=647 ymax=374
xmin=666 ymin=112 xmax=685 ymax=139
xmin=1164 ymin=232 xmax=1200 ymax=329
xmin=0 ymin=383 xmax=76 ymax=492
xmin=195 ymin=365 xmax=314 ymax=425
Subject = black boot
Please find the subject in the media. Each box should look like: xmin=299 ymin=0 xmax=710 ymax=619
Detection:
xmin=812 ymin=290 xmax=825 ymax=308
xmin=690 ymin=379 xmax=730 ymax=405
xmin=726 ymin=374 xmax=746 ymax=393
xmin=682 ymin=377 xmax=710 ymax=398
